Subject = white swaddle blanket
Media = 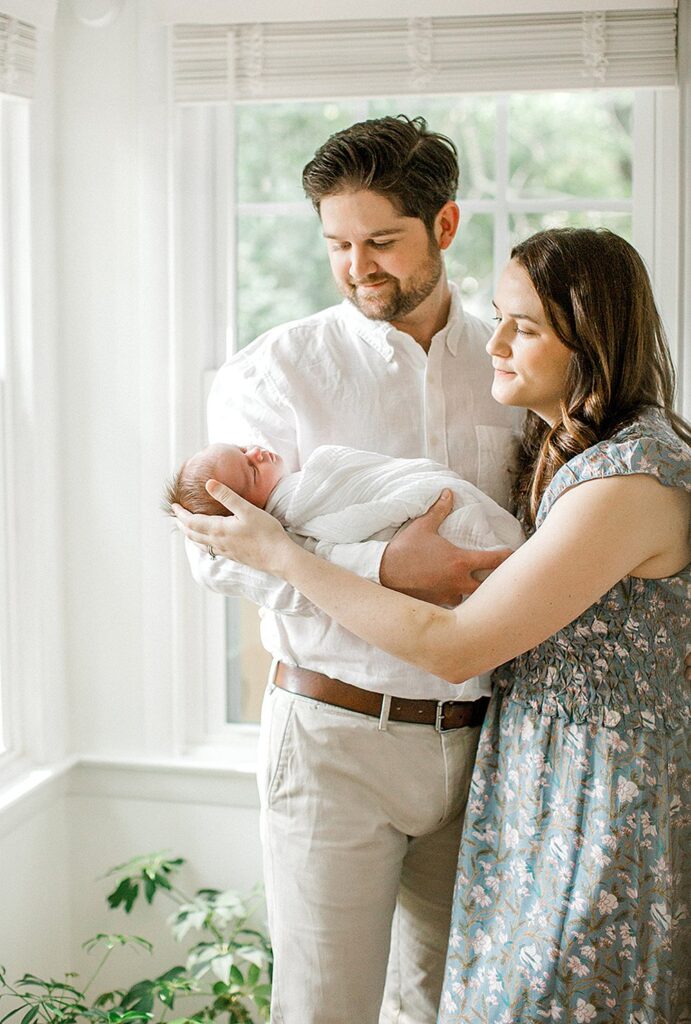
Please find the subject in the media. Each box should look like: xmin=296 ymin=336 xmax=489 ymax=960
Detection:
xmin=265 ymin=445 xmax=525 ymax=697
xmin=269 ymin=445 xmax=525 ymax=551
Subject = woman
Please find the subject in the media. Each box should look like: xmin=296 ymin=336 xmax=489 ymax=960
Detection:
xmin=175 ymin=229 xmax=690 ymax=1022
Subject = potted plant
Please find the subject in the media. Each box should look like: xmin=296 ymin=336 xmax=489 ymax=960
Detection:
xmin=0 ymin=853 xmax=272 ymax=1024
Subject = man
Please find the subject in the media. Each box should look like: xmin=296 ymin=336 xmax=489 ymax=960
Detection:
xmin=185 ymin=115 xmax=521 ymax=1024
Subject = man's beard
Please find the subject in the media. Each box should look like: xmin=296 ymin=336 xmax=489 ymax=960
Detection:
xmin=341 ymin=242 xmax=443 ymax=323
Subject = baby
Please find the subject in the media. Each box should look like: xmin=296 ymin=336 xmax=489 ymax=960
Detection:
xmin=164 ymin=443 xmax=287 ymax=517
xmin=165 ymin=442 xmax=525 ymax=553
xmin=167 ymin=442 xmax=525 ymax=694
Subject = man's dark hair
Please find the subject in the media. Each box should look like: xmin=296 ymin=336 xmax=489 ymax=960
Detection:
xmin=302 ymin=115 xmax=459 ymax=232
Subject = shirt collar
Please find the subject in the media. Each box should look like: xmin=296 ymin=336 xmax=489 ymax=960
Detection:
xmin=339 ymin=280 xmax=468 ymax=359
xmin=436 ymin=281 xmax=466 ymax=356
xmin=340 ymin=300 xmax=396 ymax=361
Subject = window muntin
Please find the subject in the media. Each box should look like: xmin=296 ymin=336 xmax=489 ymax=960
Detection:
xmin=219 ymin=88 xmax=636 ymax=723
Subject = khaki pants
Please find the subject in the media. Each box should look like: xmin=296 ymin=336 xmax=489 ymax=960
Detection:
xmin=257 ymin=682 xmax=481 ymax=1024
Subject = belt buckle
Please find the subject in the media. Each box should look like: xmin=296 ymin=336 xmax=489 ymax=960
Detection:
xmin=435 ymin=701 xmax=447 ymax=732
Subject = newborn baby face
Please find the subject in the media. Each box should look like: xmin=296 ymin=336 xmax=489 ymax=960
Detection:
xmin=213 ymin=444 xmax=285 ymax=508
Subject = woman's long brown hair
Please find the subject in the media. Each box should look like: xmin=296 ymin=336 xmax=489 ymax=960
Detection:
xmin=509 ymin=228 xmax=691 ymax=529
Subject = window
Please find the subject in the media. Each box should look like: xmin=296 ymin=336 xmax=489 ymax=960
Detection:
xmin=167 ymin=0 xmax=679 ymax=748
xmin=174 ymin=84 xmax=672 ymax=737
xmin=235 ymin=91 xmax=635 ymax=350
xmin=0 ymin=91 xmax=31 ymax=763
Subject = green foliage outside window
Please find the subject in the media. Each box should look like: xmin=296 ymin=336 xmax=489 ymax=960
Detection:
xmin=508 ymin=92 xmax=632 ymax=200
xmin=234 ymin=91 xmax=634 ymax=349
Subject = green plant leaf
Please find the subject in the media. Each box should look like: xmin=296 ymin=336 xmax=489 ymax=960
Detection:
xmin=105 ymin=854 xmax=186 ymax=913
xmin=119 ymin=980 xmax=155 ymax=1016
xmin=234 ymin=947 xmax=267 ymax=970
xmin=156 ymin=969 xmax=186 ymax=985
xmin=155 ymin=974 xmax=196 ymax=1009
xmin=169 ymin=888 xmax=248 ymax=944
xmin=16 ymin=975 xmax=82 ymax=994
xmin=2 ymin=856 xmax=272 ymax=1024
xmin=105 ymin=854 xmax=185 ymax=881
xmin=83 ymin=935 xmax=153 ymax=956
xmin=107 ymin=879 xmax=140 ymax=914
xmin=93 ymin=991 xmax=125 ymax=1009
xmin=102 ymin=1010 xmax=153 ymax=1024
xmin=0 ymin=1007 xmax=26 ymax=1024
xmin=185 ymin=944 xmax=236 ymax=983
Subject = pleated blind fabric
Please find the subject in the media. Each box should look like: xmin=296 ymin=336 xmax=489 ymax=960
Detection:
xmin=171 ymin=9 xmax=677 ymax=103
xmin=0 ymin=14 xmax=35 ymax=98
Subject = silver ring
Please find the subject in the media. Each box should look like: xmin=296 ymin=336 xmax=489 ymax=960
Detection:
xmin=207 ymin=545 xmax=217 ymax=560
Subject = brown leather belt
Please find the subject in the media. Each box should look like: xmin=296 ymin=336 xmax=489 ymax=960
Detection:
xmin=274 ymin=663 xmax=489 ymax=731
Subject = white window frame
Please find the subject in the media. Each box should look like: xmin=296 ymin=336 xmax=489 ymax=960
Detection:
xmin=0 ymin=94 xmax=33 ymax=777
xmin=170 ymin=85 xmax=681 ymax=757
xmin=0 ymin=16 xmax=64 ymax=788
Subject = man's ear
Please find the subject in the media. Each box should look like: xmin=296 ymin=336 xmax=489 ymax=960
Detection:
xmin=435 ymin=201 xmax=460 ymax=251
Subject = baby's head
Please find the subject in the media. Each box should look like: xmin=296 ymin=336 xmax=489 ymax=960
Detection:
xmin=164 ymin=442 xmax=286 ymax=515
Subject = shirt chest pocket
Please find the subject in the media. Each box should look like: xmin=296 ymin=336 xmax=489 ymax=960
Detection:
xmin=474 ymin=425 xmax=519 ymax=508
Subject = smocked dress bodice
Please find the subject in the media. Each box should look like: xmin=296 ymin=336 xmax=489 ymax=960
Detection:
xmin=493 ymin=409 xmax=690 ymax=731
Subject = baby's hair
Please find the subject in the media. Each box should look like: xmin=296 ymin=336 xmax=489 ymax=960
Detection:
xmin=162 ymin=453 xmax=232 ymax=517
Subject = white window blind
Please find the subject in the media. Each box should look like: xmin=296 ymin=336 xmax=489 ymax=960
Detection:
xmin=0 ymin=15 xmax=36 ymax=98
xmin=171 ymin=9 xmax=677 ymax=103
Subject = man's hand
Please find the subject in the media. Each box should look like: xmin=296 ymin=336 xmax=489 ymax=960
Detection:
xmin=173 ymin=479 xmax=293 ymax=577
xmin=379 ymin=490 xmax=512 ymax=606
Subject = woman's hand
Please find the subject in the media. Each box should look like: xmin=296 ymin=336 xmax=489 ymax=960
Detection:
xmin=173 ymin=479 xmax=293 ymax=576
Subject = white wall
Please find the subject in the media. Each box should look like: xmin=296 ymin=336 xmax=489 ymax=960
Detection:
xmin=0 ymin=766 xmax=262 ymax=989
xmin=0 ymin=783 xmax=72 ymax=977
xmin=66 ymin=764 xmax=262 ymax=989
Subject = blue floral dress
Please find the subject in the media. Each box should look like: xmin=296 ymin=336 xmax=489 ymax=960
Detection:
xmin=439 ymin=409 xmax=690 ymax=1024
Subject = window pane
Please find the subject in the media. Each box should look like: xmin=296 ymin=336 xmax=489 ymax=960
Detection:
xmin=238 ymin=95 xmax=497 ymax=204
xmin=237 ymin=211 xmax=339 ymax=349
xmin=237 ymin=101 xmax=364 ymax=204
xmin=226 ymin=598 xmax=272 ymax=723
xmin=368 ymin=95 xmax=497 ymax=199
xmin=445 ymin=213 xmax=494 ymax=320
xmin=510 ymin=211 xmax=633 ymax=247
xmin=509 ymin=91 xmax=633 ymax=200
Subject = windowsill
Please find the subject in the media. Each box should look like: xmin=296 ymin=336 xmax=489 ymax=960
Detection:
xmin=71 ymin=753 xmax=260 ymax=807
xmin=0 ymin=756 xmax=77 ymax=838
xmin=0 ymin=749 xmax=261 ymax=837
xmin=184 ymin=722 xmax=261 ymax=770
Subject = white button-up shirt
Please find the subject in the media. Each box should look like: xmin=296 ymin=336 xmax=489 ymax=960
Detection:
xmin=187 ymin=284 xmax=523 ymax=700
